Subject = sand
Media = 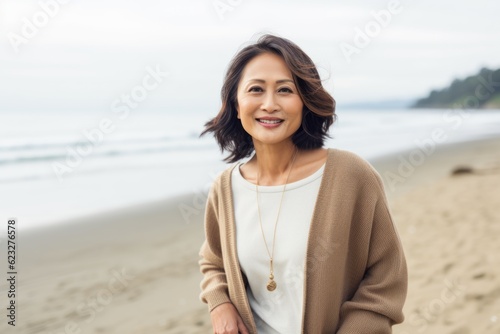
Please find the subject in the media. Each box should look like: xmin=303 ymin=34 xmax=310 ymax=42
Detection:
xmin=392 ymin=151 xmax=500 ymax=334
xmin=1 ymin=136 xmax=499 ymax=334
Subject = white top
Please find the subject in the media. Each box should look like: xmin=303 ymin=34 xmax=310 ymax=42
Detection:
xmin=231 ymin=161 xmax=325 ymax=334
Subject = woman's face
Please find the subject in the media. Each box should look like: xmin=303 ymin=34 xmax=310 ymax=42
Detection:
xmin=236 ymin=52 xmax=303 ymax=148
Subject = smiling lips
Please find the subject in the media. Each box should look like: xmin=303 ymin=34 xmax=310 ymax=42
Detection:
xmin=256 ymin=117 xmax=284 ymax=128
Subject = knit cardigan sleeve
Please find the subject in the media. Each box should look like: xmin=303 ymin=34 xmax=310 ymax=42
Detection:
xmin=198 ymin=175 xmax=232 ymax=312
xmin=336 ymin=165 xmax=408 ymax=333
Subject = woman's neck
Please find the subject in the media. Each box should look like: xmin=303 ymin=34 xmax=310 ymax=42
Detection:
xmin=252 ymin=142 xmax=298 ymax=186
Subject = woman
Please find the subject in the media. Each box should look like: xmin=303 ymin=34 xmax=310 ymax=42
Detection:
xmin=199 ymin=34 xmax=407 ymax=334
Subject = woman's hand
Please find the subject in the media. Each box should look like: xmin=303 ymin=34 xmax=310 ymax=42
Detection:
xmin=210 ymin=302 xmax=249 ymax=334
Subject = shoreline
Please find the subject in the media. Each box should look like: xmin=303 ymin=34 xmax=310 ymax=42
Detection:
xmin=8 ymin=134 xmax=500 ymax=334
xmin=369 ymin=134 xmax=500 ymax=200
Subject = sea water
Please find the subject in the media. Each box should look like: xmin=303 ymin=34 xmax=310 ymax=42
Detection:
xmin=1 ymin=109 xmax=499 ymax=230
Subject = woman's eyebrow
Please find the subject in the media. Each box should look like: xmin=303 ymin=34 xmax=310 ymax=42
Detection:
xmin=246 ymin=78 xmax=295 ymax=84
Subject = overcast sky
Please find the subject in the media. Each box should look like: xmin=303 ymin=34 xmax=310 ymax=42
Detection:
xmin=1 ymin=0 xmax=499 ymax=113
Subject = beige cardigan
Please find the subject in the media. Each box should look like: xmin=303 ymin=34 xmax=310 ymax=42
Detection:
xmin=199 ymin=148 xmax=407 ymax=333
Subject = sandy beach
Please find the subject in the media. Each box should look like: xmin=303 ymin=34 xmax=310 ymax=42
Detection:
xmin=2 ymin=135 xmax=500 ymax=334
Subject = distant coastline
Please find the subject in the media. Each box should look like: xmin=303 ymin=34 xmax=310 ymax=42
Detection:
xmin=411 ymin=67 xmax=500 ymax=109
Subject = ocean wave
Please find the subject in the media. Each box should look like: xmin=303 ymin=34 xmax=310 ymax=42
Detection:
xmin=0 ymin=136 xmax=213 ymax=165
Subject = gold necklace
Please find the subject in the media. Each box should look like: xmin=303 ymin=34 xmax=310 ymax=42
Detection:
xmin=256 ymin=147 xmax=299 ymax=292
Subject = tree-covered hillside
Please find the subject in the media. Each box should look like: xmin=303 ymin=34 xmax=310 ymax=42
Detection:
xmin=412 ymin=68 xmax=500 ymax=109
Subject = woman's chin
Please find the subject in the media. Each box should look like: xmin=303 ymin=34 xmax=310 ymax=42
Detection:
xmin=252 ymin=136 xmax=295 ymax=147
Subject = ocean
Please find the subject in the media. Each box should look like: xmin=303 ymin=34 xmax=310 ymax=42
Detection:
xmin=1 ymin=109 xmax=500 ymax=231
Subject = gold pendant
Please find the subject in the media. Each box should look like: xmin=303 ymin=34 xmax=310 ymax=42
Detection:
xmin=267 ymin=274 xmax=277 ymax=291
xmin=267 ymin=279 xmax=277 ymax=291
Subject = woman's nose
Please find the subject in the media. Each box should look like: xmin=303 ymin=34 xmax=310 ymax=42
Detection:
xmin=260 ymin=92 xmax=279 ymax=112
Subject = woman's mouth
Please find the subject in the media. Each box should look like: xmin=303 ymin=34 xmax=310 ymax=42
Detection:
xmin=256 ymin=118 xmax=284 ymax=128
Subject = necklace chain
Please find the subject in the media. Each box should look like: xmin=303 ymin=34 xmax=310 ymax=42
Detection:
xmin=256 ymin=147 xmax=299 ymax=292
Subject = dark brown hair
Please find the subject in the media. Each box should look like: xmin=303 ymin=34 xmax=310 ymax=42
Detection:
xmin=201 ymin=33 xmax=336 ymax=163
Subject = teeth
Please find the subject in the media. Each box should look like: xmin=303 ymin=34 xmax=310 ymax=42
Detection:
xmin=259 ymin=119 xmax=282 ymax=124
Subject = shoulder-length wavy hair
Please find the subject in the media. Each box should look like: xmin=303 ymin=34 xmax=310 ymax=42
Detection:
xmin=201 ymin=34 xmax=336 ymax=163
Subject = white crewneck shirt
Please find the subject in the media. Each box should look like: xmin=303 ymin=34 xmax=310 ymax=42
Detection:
xmin=231 ymin=161 xmax=325 ymax=334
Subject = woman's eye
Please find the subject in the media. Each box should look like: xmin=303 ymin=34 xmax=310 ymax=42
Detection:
xmin=278 ymin=87 xmax=293 ymax=93
xmin=248 ymin=86 xmax=263 ymax=92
